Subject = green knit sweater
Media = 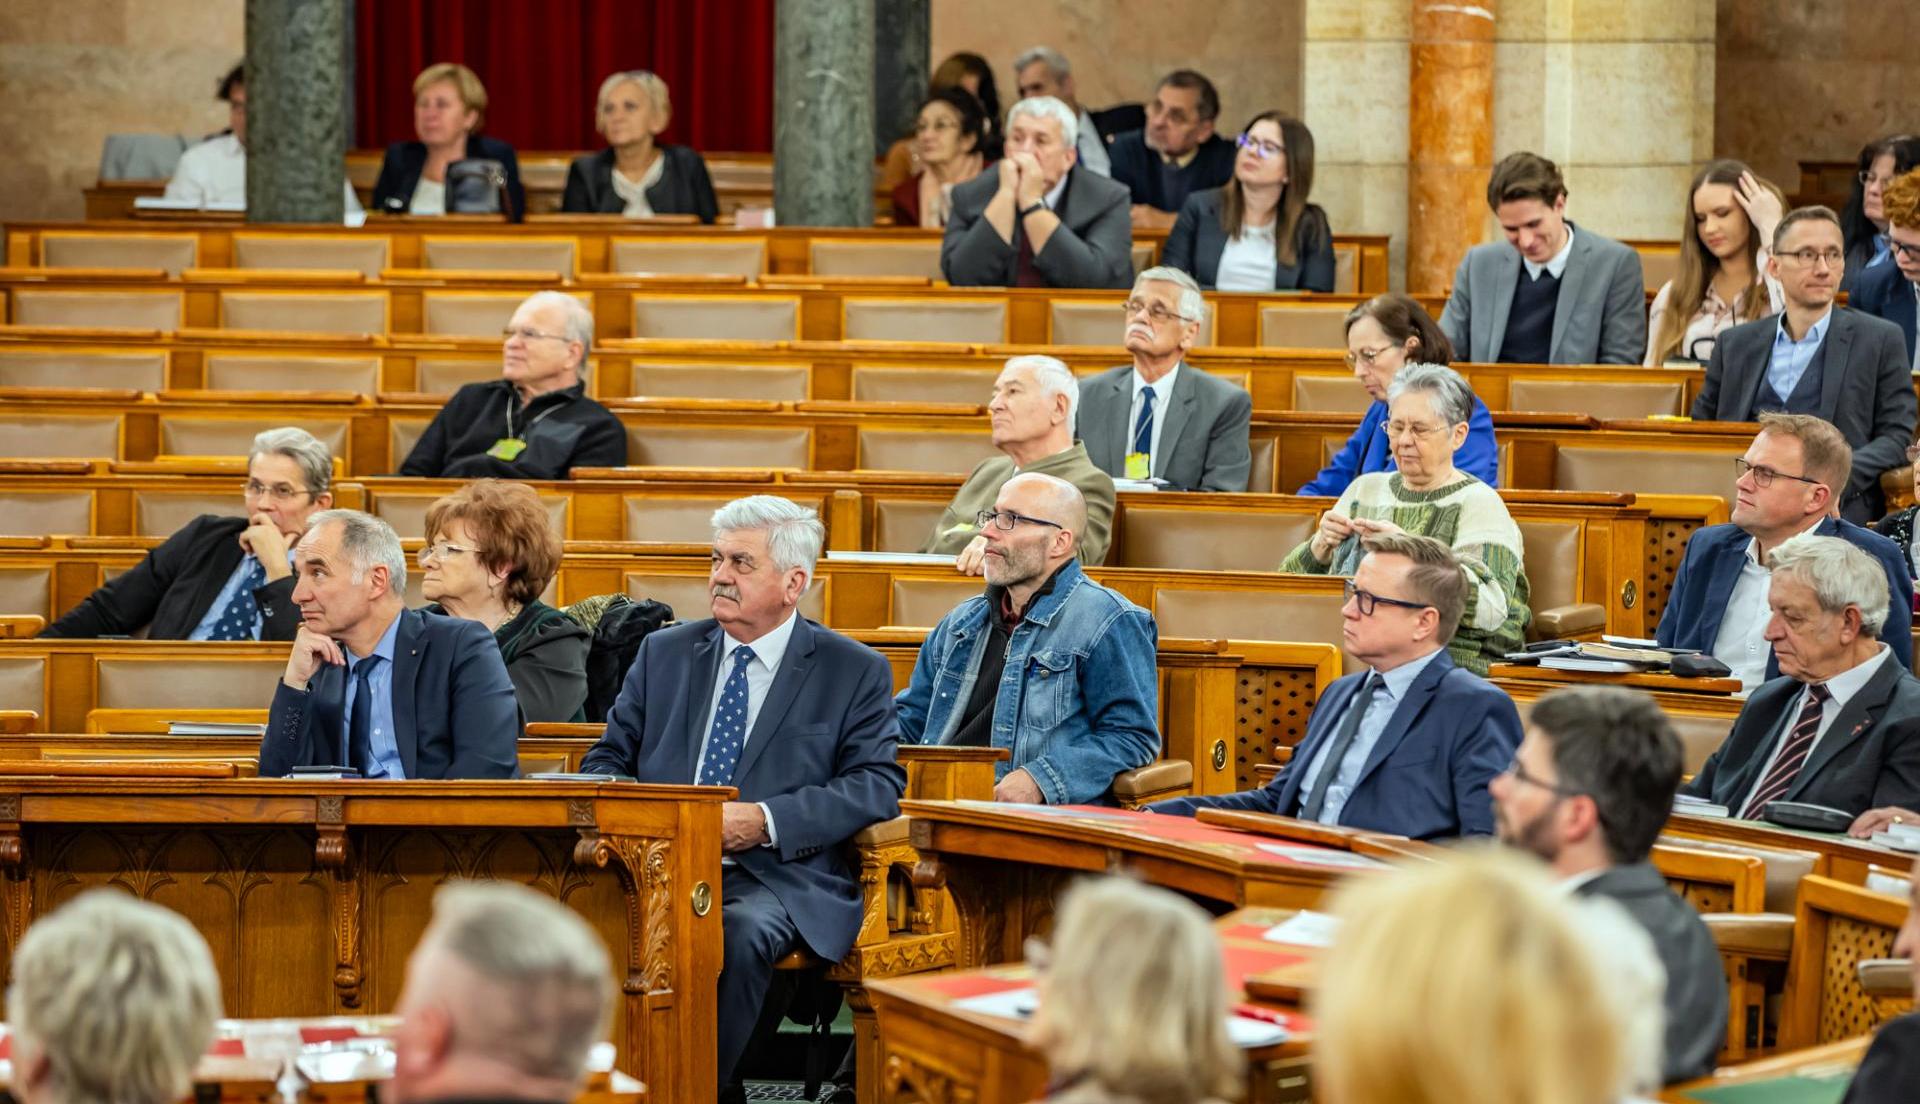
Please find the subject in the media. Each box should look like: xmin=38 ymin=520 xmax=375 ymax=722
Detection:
xmin=1279 ymin=472 xmax=1530 ymax=674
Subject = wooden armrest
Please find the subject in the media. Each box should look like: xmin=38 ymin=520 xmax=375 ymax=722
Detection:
xmin=1702 ymin=911 xmax=1794 ymax=958
xmin=1858 ymin=958 xmax=1913 ymax=999
xmin=0 ymin=616 xmax=45 ymax=639
xmin=1111 ymin=759 xmax=1192 ymax=800
xmin=522 ymin=722 xmax=606 ymax=738
xmin=1533 ymin=603 xmax=1607 ymax=638
xmin=852 ymin=815 xmax=911 ymax=848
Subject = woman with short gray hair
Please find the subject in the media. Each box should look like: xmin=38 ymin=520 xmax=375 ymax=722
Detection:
xmin=561 ymin=70 xmax=718 ymax=223
xmin=1281 ymin=362 xmax=1530 ymax=674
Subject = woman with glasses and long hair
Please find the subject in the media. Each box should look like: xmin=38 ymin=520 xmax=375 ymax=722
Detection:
xmin=419 ymin=480 xmax=589 ymax=723
xmin=1298 ymin=293 xmax=1498 ymax=496
xmin=1841 ymin=135 xmax=1920 ymax=294
xmin=1163 ymin=111 xmax=1334 ymax=291
xmin=1644 ymin=160 xmax=1785 ymax=365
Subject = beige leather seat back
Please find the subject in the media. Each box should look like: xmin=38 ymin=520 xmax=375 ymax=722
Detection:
xmin=1509 ymin=379 xmax=1685 ymax=419
xmin=136 ymin=492 xmax=237 ymax=537
xmin=1640 ymin=248 xmax=1679 ymax=294
xmin=1050 ymin=301 xmax=1216 ymax=347
xmin=871 ymin=499 xmax=951 ymax=553
xmin=1259 ymin=304 xmax=1351 ymax=349
xmin=0 ymin=351 xmax=166 ymax=391
xmin=13 ymin=291 xmax=182 ymax=330
xmin=422 ymin=238 xmax=577 ymax=276
xmin=0 ymin=569 xmax=52 ymax=619
xmin=1155 ymin=588 xmax=1355 ymax=669
xmin=43 ymin=233 xmax=197 ymax=275
xmin=0 ymin=493 xmax=92 ymax=536
xmin=0 ymin=659 xmax=46 ymax=717
xmin=890 ymin=578 xmax=984 ymax=627
xmin=220 ymin=291 xmax=387 ymax=335
xmin=160 ymin=417 xmax=349 ymax=460
xmin=1670 ymin=711 xmax=1733 ymax=775
xmin=808 ymin=240 xmax=941 ymax=278
xmin=1130 ymin=243 xmax=1154 ymax=276
xmin=1292 ymin=374 xmax=1371 ymax=413
xmin=1515 ymin=520 xmax=1579 ymax=613
xmin=628 ymin=571 xmax=825 ymax=622
xmin=98 ymin=657 xmax=287 ymax=710
xmin=1556 ymin=446 xmax=1738 ymax=504
xmin=1113 ymin=506 xmax=1313 ymax=571
xmin=850 ymin=366 xmax=994 ymax=404
xmin=1248 ymin=436 xmax=1276 ymax=493
xmin=632 ymin=296 xmax=800 ymax=341
xmin=856 ymin=429 xmax=995 ymax=474
xmin=415 ymin=358 xmax=503 ymax=394
xmin=612 ymin=238 xmax=765 ymax=278
xmin=0 ymin=415 xmax=121 ymax=459
xmin=422 ymin=291 xmax=591 ymax=338
xmin=389 ymin=418 xmax=431 ymax=465
xmin=844 ymin=299 xmax=1006 ymax=344
xmin=627 ymin=425 xmax=812 ymax=469
xmin=205 ymin=355 xmax=380 ymax=394
xmin=629 ymin=362 xmax=809 ymax=401
xmin=234 ymin=234 xmax=390 ymax=276
xmin=369 ymin=491 xmax=568 ymax=542
xmin=1332 ymin=243 xmax=1359 ymax=294
xmin=625 ymin=494 xmax=825 ymax=543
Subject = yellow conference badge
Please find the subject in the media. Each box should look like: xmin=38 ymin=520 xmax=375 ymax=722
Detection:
xmin=1124 ymin=451 xmax=1151 ymax=480
xmin=486 ymin=437 xmax=529 ymax=461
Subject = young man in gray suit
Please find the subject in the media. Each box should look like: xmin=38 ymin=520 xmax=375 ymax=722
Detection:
xmin=1077 ymin=266 xmax=1253 ymax=491
xmin=1491 ymin=685 xmax=1727 ymax=1084
xmin=1438 ymin=151 xmax=1647 ymax=365
xmin=941 ymin=96 xmax=1133 ymax=289
xmin=1692 ymin=206 xmax=1917 ymax=523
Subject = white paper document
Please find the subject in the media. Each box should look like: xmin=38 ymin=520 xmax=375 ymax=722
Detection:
xmin=1255 ymin=843 xmax=1388 ymax=870
xmin=1261 ymin=909 xmax=1342 ymax=948
xmin=952 ymin=987 xmax=1038 ymax=1020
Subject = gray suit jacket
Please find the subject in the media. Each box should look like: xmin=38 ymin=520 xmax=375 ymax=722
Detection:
xmin=1076 ymin=363 xmax=1253 ymax=492
xmin=1574 ymin=862 xmax=1728 ymax=1084
xmin=1691 ymin=308 xmax=1916 ymax=522
xmin=940 ymin=165 xmax=1133 ymax=289
xmin=1438 ymin=225 xmax=1647 ymax=364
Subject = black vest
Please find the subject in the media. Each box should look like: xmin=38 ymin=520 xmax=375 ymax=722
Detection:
xmin=1754 ymin=343 xmax=1826 ymax=414
xmin=1499 ymin=267 xmax=1561 ymax=363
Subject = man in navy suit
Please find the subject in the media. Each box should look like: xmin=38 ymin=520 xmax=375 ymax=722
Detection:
xmin=1851 ymin=169 xmax=1920 ymax=370
xmin=1655 ymin=414 xmax=1911 ymax=689
xmin=1148 ymin=532 xmax=1521 ymax=839
xmin=579 ymin=496 xmax=906 ymax=1095
xmin=259 ymin=510 xmax=520 ymax=780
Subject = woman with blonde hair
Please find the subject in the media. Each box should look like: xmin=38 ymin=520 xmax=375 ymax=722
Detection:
xmin=561 ymin=70 xmax=718 ymax=223
xmin=371 ymin=62 xmax=525 ymax=220
xmin=1314 ymin=850 xmax=1651 ymax=1104
xmin=1644 ymin=160 xmax=1784 ymax=364
xmin=1027 ymin=876 xmax=1243 ymax=1104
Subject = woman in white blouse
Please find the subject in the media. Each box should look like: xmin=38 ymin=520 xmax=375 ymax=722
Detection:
xmin=1161 ymin=111 xmax=1334 ymax=292
xmin=1644 ymin=160 xmax=1784 ymax=365
xmin=561 ymin=71 xmax=719 ymax=223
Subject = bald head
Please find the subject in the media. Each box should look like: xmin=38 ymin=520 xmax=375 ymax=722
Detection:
xmin=1003 ymin=472 xmax=1085 ymax=538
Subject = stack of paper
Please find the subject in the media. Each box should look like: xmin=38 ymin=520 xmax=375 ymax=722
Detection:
xmin=1672 ymin=794 xmax=1731 ymax=819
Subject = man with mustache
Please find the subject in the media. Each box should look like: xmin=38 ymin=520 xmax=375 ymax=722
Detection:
xmin=580 ymin=496 xmax=905 ymax=1100
xmin=896 ymin=473 xmax=1160 ymax=805
xmin=1076 ymin=266 xmax=1252 ymax=491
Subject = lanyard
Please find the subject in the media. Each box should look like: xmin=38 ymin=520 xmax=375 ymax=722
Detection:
xmin=506 ymin=395 xmax=564 ymax=441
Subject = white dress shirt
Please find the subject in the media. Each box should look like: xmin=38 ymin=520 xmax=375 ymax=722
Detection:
xmin=1522 ymin=223 xmax=1576 ymax=281
xmin=1128 ymin=362 xmax=1181 ymax=478
xmin=1709 ymin=536 xmax=1775 ymax=691
xmin=162 ymin=133 xmax=363 ymax=214
xmin=1074 ymin=109 xmax=1111 ymax=176
xmin=1215 ymin=221 xmax=1279 ymax=291
xmin=1739 ymin=644 xmax=1893 ymax=811
xmin=1294 ymin=647 xmax=1446 ymax=825
xmin=696 ymin=610 xmax=801 ymax=849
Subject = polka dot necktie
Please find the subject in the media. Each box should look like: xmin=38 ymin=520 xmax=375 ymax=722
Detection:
xmin=697 ymin=646 xmax=756 ymax=787
xmin=205 ymin=556 xmax=267 ymax=641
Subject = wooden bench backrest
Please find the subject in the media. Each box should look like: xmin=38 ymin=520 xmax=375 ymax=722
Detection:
xmin=611 ymin=237 xmax=766 ymax=278
xmin=0 ymin=350 xmax=166 ymax=391
xmin=42 ymin=232 xmax=197 ymax=275
xmin=843 ymin=298 xmax=1007 ymax=344
xmin=233 ymin=234 xmax=390 ymax=276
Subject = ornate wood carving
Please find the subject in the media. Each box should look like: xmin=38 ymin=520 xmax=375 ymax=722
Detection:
xmin=574 ymin=831 xmax=674 ymax=994
xmin=882 ymin=1052 xmax=978 ymax=1104
xmin=567 ymin=798 xmax=595 ymax=827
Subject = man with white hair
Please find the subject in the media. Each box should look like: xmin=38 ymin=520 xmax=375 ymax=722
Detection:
xmin=399 ymin=290 xmax=627 ymax=479
xmin=387 ymin=882 xmax=614 ymax=1104
xmin=921 ymin=355 xmax=1116 ymax=570
xmin=1681 ymin=533 xmax=1920 ymax=818
xmin=1076 ymin=266 xmax=1252 ymax=490
xmin=580 ymin=496 xmax=905 ymax=1097
xmin=1012 ymin=46 xmax=1110 ymax=176
xmin=941 ymin=95 xmax=1133 ymax=289
xmin=259 ymin=509 xmax=520 ymax=779
xmin=46 ymin=426 xmax=334 ymax=640
xmin=8 ymin=890 xmax=222 ymax=1104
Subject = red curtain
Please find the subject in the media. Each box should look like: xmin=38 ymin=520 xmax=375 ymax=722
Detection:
xmin=355 ymin=0 xmax=775 ymax=153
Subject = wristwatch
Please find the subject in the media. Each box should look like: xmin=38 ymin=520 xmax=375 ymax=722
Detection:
xmin=1018 ymin=201 xmax=1047 ymax=219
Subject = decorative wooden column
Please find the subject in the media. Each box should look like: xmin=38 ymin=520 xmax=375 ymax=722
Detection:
xmin=1407 ymin=0 xmax=1496 ymax=294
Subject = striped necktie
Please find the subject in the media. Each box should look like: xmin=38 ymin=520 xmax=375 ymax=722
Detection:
xmin=1740 ymin=682 xmax=1831 ymax=818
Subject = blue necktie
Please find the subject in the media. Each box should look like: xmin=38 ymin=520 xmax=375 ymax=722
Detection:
xmin=697 ymin=646 xmax=756 ymax=786
xmin=206 ymin=556 xmax=267 ymax=641
xmin=348 ymin=655 xmax=384 ymax=777
xmin=1132 ymin=386 xmax=1157 ymax=464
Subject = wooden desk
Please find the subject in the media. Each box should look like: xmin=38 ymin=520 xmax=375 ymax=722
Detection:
xmin=1665 ymin=812 xmax=1913 ymax=885
xmin=1488 ymin=663 xmax=1744 ymax=697
xmin=0 ymin=778 xmax=722 ymax=1101
xmin=869 ymin=907 xmax=1320 ymax=1104
xmin=1657 ymin=1036 xmax=1867 ymax=1101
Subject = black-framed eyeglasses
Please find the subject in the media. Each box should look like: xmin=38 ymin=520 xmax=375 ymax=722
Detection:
xmin=1342 ymin=580 xmax=1432 ymax=617
xmin=244 ymin=479 xmax=314 ymax=503
xmin=1734 ymin=458 xmax=1823 ymax=489
xmin=1501 ymin=757 xmax=1587 ymax=799
xmin=1235 ymin=132 xmax=1284 ymax=160
xmin=976 ymin=509 xmax=1064 ymax=532
xmin=1120 ymin=298 xmax=1194 ymax=325
xmin=1777 ymin=247 xmax=1844 ymax=269
xmin=1890 ymin=239 xmax=1920 ymax=262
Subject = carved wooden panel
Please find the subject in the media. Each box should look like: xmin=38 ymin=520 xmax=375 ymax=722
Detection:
xmin=1667 ymin=878 xmax=1735 ymax=915
xmin=1235 ymin=667 xmax=1320 ymax=791
xmin=1817 ymin=916 xmax=1898 ymax=1043
xmin=1643 ymin=519 xmax=1705 ymax=629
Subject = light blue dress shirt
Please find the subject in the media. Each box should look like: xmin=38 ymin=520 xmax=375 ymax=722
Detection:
xmin=1765 ymin=307 xmax=1832 ymax=402
xmin=343 ymin=613 xmax=404 ymax=779
xmin=1294 ymin=648 xmax=1447 ymax=825
xmin=189 ymin=548 xmax=293 ymax=641
xmin=696 ymin=612 xmax=799 ymax=850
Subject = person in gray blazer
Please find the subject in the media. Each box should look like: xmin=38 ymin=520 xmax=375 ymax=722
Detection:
xmin=1077 ymin=266 xmax=1251 ymax=491
xmin=1490 ymin=685 xmax=1727 ymax=1084
xmin=1692 ymin=206 xmax=1917 ymax=523
xmin=941 ymin=95 xmax=1133 ymax=289
xmin=1438 ymin=152 xmax=1647 ymax=364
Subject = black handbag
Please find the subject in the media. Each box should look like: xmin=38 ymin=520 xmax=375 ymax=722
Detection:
xmin=446 ymin=157 xmax=509 ymax=214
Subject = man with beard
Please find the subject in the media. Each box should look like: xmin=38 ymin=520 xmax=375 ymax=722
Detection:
xmin=1490 ymin=685 xmax=1727 ymax=1083
xmin=895 ymin=473 xmax=1160 ymax=804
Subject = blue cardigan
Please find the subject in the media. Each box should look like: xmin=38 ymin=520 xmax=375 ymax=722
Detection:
xmin=1297 ymin=396 xmax=1500 ymax=496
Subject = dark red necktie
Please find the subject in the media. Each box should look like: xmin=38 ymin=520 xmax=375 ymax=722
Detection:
xmin=1740 ymin=682 xmax=1831 ymax=818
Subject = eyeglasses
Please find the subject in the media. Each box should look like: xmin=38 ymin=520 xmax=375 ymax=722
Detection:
xmin=501 ymin=327 xmax=572 ymax=344
xmin=1891 ymin=240 xmax=1920 ymax=262
xmin=1734 ymin=458 xmax=1823 ymax=489
xmin=416 ymin=542 xmax=476 ymax=565
xmin=1342 ymin=580 xmax=1432 ymax=617
xmin=1777 ymin=248 xmax=1844 ymax=269
xmin=1501 ymin=757 xmax=1587 ymax=799
xmin=1860 ymin=169 xmax=1894 ymax=189
xmin=244 ymin=479 xmax=313 ymax=502
xmin=976 ymin=509 xmax=1064 ymax=532
xmin=1235 ymin=132 xmax=1284 ymax=160
xmin=1121 ymin=298 xmax=1194 ymax=325
xmin=914 ymin=118 xmax=959 ymax=134
xmin=1385 ymin=420 xmax=1449 ymax=439
xmin=1345 ymin=346 xmax=1394 ymax=369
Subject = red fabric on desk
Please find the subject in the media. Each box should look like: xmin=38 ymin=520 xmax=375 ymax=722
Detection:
xmin=921 ymin=971 xmax=1032 ymax=1001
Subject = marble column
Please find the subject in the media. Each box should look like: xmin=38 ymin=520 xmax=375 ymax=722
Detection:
xmin=1302 ymin=0 xmax=1413 ymax=290
xmin=245 ymin=0 xmax=348 ymax=223
xmin=775 ymin=0 xmax=877 ymax=227
xmin=873 ymin=0 xmax=929 ymax=159
xmin=1407 ymin=0 xmax=1496 ymax=295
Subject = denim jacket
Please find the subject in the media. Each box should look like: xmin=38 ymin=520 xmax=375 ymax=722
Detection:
xmin=894 ymin=559 xmax=1161 ymax=804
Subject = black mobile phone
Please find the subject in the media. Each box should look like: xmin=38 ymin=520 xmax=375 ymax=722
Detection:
xmin=289 ymin=765 xmax=362 ymax=779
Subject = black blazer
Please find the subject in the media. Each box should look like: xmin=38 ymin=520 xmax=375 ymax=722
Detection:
xmin=1843 ymin=1012 xmax=1920 ymax=1103
xmin=1106 ymin=130 xmax=1237 ymax=213
xmin=1161 ymin=187 xmax=1336 ymax=291
xmin=1574 ymin=863 xmax=1728 ymax=1083
xmin=1852 ymin=258 xmax=1919 ymax=366
xmin=424 ymin=601 xmax=590 ymax=724
xmin=1692 ymin=307 xmax=1917 ymax=522
xmin=560 ymin=146 xmax=718 ymax=224
xmin=1681 ymin=656 xmax=1920 ymax=816
xmin=43 ymin=514 xmax=300 ymax=641
xmin=260 ymin=607 xmax=522 ymax=780
xmin=371 ymin=133 xmax=526 ymax=221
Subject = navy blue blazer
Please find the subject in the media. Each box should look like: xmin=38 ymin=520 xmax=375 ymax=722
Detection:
xmin=1147 ymin=649 xmax=1521 ymax=839
xmin=1852 ymin=261 xmax=1918 ymax=369
xmin=579 ymin=617 xmax=907 ymax=962
xmin=371 ymin=133 xmax=526 ymax=221
xmin=1160 ymin=188 xmax=1336 ymax=292
xmin=259 ymin=607 xmax=521 ymax=779
xmin=1654 ymin=518 xmax=1913 ymax=675
xmin=1107 ymin=131 xmax=1237 ymax=214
